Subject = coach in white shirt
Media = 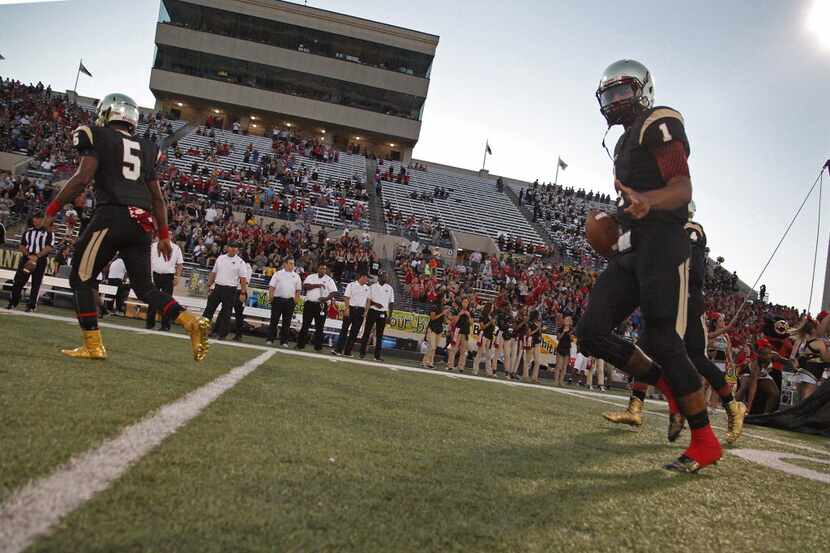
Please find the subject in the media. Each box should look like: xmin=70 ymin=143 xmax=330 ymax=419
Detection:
xmin=231 ymin=255 xmax=253 ymax=341
xmin=267 ymin=258 xmax=301 ymax=346
xmin=203 ymin=242 xmax=248 ymax=339
xmin=147 ymin=239 xmax=183 ymax=331
xmin=338 ymin=272 xmax=370 ymax=356
xmin=106 ymin=256 xmax=129 ymax=313
xmin=296 ymin=262 xmax=338 ymax=351
xmin=359 ymin=271 xmax=395 ymax=361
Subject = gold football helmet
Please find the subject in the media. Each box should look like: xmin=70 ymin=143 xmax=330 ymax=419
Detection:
xmin=95 ymin=93 xmax=139 ymax=131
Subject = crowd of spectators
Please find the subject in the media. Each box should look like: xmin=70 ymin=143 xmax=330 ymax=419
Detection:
xmin=162 ymin=120 xmax=369 ymax=229
xmin=0 ymin=78 xmax=91 ymax=178
xmin=0 ymin=77 xmax=812 ymax=368
xmin=517 ymin=179 xmax=613 ymax=269
xmin=165 ymin=194 xmax=377 ymax=283
xmin=397 ymin=243 xmax=595 ymax=329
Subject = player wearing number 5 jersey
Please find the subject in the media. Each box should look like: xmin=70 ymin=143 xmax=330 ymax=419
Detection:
xmin=42 ymin=93 xmax=210 ymax=361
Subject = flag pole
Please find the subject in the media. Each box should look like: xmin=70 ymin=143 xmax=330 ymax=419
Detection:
xmin=72 ymin=59 xmax=81 ymax=103
xmin=481 ymin=140 xmax=488 ymax=171
xmin=554 ymin=156 xmax=560 ymax=185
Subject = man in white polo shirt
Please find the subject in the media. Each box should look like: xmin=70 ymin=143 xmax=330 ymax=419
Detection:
xmin=106 ymin=256 xmax=129 ymax=314
xmin=296 ymin=262 xmax=338 ymax=351
xmin=359 ymin=271 xmax=395 ymax=361
xmin=147 ymin=237 xmax=184 ymax=331
xmin=336 ymin=272 xmax=370 ymax=356
xmin=267 ymin=258 xmax=301 ymax=346
xmin=231 ymin=253 xmax=253 ymax=341
xmin=203 ymin=242 xmax=247 ymax=340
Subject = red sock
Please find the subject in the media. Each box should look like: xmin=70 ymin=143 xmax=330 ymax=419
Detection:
xmin=655 ymin=376 xmax=679 ymax=415
xmin=684 ymin=425 xmax=722 ymax=466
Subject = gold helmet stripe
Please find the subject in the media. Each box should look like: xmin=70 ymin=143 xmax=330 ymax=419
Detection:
xmin=639 ymin=108 xmax=684 ymax=145
xmin=77 ymin=125 xmax=94 ymax=145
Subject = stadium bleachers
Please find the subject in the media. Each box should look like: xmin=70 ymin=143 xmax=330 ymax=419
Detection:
xmin=379 ymin=162 xmax=545 ymax=248
xmin=165 ymin=127 xmax=370 ymax=230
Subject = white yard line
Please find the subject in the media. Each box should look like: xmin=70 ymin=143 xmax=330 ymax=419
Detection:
xmin=5 ymin=310 xmax=829 ymax=456
xmin=0 ymin=349 xmax=275 ymax=553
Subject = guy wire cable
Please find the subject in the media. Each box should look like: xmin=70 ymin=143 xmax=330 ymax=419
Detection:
xmin=727 ymin=163 xmax=827 ymax=328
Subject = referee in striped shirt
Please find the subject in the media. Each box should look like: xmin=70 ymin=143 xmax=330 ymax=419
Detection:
xmin=6 ymin=211 xmax=54 ymax=312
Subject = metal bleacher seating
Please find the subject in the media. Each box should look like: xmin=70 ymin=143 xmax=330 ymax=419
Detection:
xmin=379 ymin=161 xmax=545 ymax=248
xmin=165 ymin=127 xmax=370 ymax=231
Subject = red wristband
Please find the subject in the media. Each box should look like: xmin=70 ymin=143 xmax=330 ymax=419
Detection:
xmin=46 ymin=201 xmax=62 ymax=217
xmin=158 ymin=226 xmax=170 ymax=240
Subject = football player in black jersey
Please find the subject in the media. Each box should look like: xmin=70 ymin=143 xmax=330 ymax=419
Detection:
xmin=42 ymin=93 xmax=210 ymax=361
xmin=576 ymin=60 xmax=721 ymax=473
xmin=603 ymin=203 xmax=747 ymax=444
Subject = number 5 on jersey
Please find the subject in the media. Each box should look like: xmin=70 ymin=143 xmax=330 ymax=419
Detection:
xmin=122 ymin=138 xmax=141 ymax=181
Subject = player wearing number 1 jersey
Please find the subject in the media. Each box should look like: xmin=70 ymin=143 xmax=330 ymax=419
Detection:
xmin=42 ymin=93 xmax=210 ymax=361
xmin=576 ymin=60 xmax=722 ymax=473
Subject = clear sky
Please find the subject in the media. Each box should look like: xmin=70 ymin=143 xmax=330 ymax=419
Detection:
xmin=2 ymin=0 xmax=829 ymax=312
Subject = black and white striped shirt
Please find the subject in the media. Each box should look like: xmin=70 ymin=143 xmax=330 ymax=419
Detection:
xmin=22 ymin=228 xmax=55 ymax=255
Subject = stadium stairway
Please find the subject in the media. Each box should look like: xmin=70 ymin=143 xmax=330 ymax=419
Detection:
xmin=502 ymin=184 xmax=557 ymax=251
xmin=378 ymin=161 xmax=544 ymax=248
xmin=365 ymin=158 xmax=387 ymax=234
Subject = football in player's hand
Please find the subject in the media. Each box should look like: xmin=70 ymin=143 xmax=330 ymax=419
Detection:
xmin=585 ymin=210 xmax=620 ymax=258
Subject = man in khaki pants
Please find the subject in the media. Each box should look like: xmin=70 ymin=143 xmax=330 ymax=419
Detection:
xmin=422 ymin=303 xmax=448 ymax=368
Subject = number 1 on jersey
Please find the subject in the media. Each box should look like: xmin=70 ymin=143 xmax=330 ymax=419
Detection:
xmin=658 ymin=122 xmax=673 ymax=142
xmin=122 ymin=138 xmax=141 ymax=181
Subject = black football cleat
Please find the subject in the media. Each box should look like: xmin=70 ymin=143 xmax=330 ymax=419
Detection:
xmin=663 ymin=454 xmax=719 ymax=474
xmin=667 ymin=413 xmax=686 ymax=442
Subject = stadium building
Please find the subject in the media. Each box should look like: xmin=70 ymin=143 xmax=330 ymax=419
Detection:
xmin=151 ymin=0 xmax=439 ymax=162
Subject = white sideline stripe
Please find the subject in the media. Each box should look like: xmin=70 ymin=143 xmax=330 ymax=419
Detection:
xmin=730 ymin=449 xmax=830 ymax=483
xmin=4 ymin=311 xmax=829 ymax=457
xmin=0 ymin=349 xmax=275 ymax=553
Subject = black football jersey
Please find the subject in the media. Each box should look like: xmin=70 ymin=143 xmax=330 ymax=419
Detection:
xmin=614 ymin=106 xmax=690 ymax=227
xmin=73 ymin=125 xmax=159 ymax=210
xmin=685 ymin=220 xmax=707 ymax=292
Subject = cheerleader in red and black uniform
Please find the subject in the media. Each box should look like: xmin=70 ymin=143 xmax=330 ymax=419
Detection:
xmin=525 ymin=309 xmax=544 ymax=383
xmin=473 ymin=302 xmax=496 ymax=376
xmin=736 ymin=339 xmax=784 ymax=414
xmin=446 ymin=297 xmax=472 ymax=373
xmin=791 ymin=316 xmax=830 ymax=402
xmin=512 ymin=306 xmax=528 ymax=381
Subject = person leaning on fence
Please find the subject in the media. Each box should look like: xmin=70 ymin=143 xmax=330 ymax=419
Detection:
xmin=335 ymin=272 xmax=369 ymax=356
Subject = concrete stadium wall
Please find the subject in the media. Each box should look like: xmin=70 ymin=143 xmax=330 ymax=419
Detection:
xmin=150 ymin=69 xmax=422 ymax=142
xmin=0 ymin=152 xmax=31 ymax=176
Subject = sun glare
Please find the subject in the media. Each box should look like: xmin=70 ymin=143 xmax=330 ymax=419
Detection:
xmin=807 ymin=0 xmax=830 ymax=50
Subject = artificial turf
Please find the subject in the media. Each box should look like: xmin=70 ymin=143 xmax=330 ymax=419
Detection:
xmin=4 ymin=320 xmax=824 ymax=553
xmin=0 ymin=310 xmax=260 ymax=503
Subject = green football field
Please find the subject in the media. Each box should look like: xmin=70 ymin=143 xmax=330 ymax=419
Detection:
xmin=1 ymin=308 xmax=828 ymax=553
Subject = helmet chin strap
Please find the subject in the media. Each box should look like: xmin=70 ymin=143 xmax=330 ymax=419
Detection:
xmin=601 ymin=126 xmax=614 ymax=163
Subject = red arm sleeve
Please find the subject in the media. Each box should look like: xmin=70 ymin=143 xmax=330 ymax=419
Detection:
xmin=651 ymin=140 xmax=690 ymax=182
